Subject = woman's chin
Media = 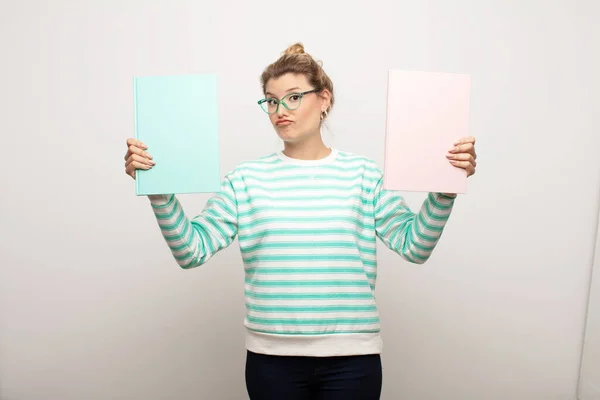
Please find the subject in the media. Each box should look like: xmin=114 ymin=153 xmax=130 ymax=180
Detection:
xmin=276 ymin=128 xmax=301 ymax=142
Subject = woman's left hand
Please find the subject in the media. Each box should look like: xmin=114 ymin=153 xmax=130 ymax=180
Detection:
xmin=447 ymin=136 xmax=477 ymax=177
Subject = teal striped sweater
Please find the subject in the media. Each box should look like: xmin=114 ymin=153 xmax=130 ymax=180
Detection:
xmin=148 ymin=149 xmax=455 ymax=357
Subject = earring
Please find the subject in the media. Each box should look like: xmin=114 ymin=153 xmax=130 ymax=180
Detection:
xmin=320 ymin=110 xmax=328 ymax=120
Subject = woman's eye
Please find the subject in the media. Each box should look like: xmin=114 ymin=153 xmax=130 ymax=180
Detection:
xmin=289 ymin=95 xmax=300 ymax=102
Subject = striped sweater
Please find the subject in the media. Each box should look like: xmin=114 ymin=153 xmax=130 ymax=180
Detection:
xmin=147 ymin=149 xmax=455 ymax=357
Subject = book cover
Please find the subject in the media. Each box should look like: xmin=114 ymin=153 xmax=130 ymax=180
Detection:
xmin=383 ymin=69 xmax=471 ymax=194
xmin=133 ymin=73 xmax=220 ymax=195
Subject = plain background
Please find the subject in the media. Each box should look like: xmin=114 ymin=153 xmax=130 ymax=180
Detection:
xmin=1 ymin=1 xmax=599 ymax=399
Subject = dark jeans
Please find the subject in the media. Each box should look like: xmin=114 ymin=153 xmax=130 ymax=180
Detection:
xmin=245 ymin=350 xmax=382 ymax=400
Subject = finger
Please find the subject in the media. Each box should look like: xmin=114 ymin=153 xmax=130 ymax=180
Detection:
xmin=126 ymin=138 xmax=148 ymax=149
xmin=454 ymin=136 xmax=475 ymax=145
xmin=446 ymin=153 xmax=475 ymax=162
xmin=449 ymin=142 xmax=474 ymax=154
xmin=449 ymin=159 xmax=471 ymax=170
xmin=450 ymin=160 xmax=476 ymax=176
xmin=127 ymin=144 xmax=153 ymax=160
xmin=126 ymin=167 xmax=137 ymax=180
xmin=447 ymin=153 xmax=477 ymax=169
xmin=126 ymin=160 xmax=151 ymax=177
xmin=125 ymin=158 xmax=153 ymax=172
xmin=128 ymin=153 xmax=155 ymax=166
xmin=466 ymin=164 xmax=476 ymax=176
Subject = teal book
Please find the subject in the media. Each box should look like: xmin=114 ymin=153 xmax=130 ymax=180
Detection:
xmin=133 ymin=73 xmax=220 ymax=195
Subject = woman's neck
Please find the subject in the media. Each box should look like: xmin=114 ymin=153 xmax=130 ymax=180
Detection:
xmin=282 ymin=135 xmax=331 ymax=160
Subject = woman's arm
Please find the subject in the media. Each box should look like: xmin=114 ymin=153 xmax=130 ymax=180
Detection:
xmin=147 ymin=176 xmax=238 ymax=269
xmin=374 ymin=177 xmax=455 ymax=264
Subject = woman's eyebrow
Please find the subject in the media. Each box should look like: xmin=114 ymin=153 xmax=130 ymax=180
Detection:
xmin=265 ymin=87 xmax=302 ymax=98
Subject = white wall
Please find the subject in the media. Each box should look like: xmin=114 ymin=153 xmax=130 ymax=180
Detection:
xmin=1 ymin=1 xmax=599 ymax=399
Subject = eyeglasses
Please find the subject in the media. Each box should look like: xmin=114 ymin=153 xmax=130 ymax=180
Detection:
xmin=257 ymin=89 xmax=319 ymax=114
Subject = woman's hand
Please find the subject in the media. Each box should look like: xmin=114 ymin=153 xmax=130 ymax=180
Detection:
xmin=124 ymin=138 xmax=155 ymax=179
xmin=447 ymin=136 xmax=477 ymax=177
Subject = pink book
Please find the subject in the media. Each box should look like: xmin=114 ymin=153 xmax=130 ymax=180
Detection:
xmin=383 ymin=69 xmax=471 ymax=194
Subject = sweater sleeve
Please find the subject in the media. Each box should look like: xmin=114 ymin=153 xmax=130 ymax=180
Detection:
xmin=147 ymin=176 xmax=238 ymax=269
xmin=373 ymin=175 xmax=455 ymax=264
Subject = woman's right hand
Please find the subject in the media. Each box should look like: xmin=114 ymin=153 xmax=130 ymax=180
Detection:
xmin=124 ymin=138 xmax=155 ymax=179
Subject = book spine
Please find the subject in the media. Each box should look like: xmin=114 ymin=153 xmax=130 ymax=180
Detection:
xmin=133 ymin=77 xmax=140 ymax=195
xmin=382 ymin=70 xmax=391 ymax=189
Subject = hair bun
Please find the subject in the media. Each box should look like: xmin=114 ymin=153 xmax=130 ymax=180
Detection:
xmin=283 ymin=42 xmax=306 ymax=56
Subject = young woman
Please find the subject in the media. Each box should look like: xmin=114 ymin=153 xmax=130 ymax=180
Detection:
xmin=124 ymin=43 xmax=477 ymax=399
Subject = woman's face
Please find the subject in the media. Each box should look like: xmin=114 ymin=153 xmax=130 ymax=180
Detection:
xmin=263 ymin=73 xmax=329 ymax=144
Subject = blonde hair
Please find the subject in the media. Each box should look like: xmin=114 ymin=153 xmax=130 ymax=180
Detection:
xmin=260 ymin=42 xmax=334 ymax=118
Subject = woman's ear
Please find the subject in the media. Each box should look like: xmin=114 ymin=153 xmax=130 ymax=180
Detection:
xmin=319 ymin=89 xmax=332 ymax=112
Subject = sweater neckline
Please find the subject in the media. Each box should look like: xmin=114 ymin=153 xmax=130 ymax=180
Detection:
xmin=276 ymin=148 xmax=338 ymax=166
